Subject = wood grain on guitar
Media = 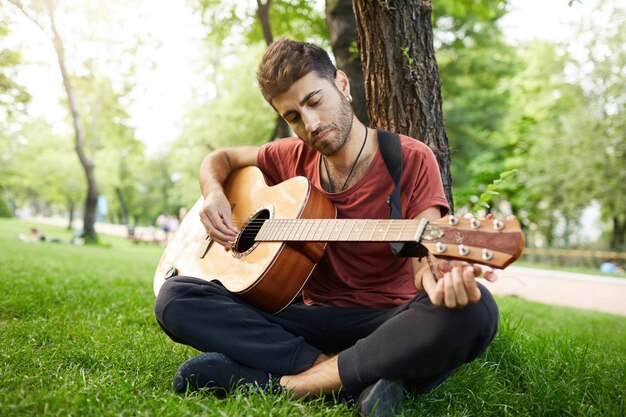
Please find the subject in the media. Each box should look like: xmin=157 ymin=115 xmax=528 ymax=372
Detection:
xmin=154 ymin=166 xmax=525 ymax=313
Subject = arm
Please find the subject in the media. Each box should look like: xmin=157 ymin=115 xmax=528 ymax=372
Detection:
xmin=198 ymin=146 xmax=259 ymax=248
xmin=412 ymin=208 xmax=496 ymax=308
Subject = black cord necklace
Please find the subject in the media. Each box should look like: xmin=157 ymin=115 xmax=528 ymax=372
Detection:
xmin=322 ymin=126 xmax=368 ymax=192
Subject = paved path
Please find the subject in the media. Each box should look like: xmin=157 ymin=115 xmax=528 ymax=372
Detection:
xmin=483 ymin=266 xmax=626 ymax=316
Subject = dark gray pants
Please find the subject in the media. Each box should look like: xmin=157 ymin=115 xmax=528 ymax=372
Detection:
xmin=154 ymin=276 xmax=498 ymax=393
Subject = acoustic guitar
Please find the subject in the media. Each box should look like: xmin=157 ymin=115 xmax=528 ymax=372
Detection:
xmin=154 ymin=166 xmax=525 ymax=313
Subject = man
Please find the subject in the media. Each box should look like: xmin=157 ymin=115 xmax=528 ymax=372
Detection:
xmin=155 ymin=37 xmax=499 ymax=417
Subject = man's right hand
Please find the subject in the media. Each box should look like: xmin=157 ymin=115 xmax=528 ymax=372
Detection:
xmin=199 ymin=192 xmax=239 ymax=249
xmin=197 ymin=146 xmax=259 ymax=248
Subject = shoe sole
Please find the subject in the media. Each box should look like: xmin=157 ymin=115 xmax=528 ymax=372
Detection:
xmin=357 ymin=379 xmax=404 ymax=417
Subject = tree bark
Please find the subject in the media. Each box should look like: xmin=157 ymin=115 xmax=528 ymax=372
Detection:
xmin=352 ymin=0 xmax=453 ymax=210
xmin=325 ymin=0 xmax=368 ymax=125
xmin=611 ymin=215 xmax=625 ymax=251
xmin=66 ymin=198 xmax=75 ymax=230
xmin=115 ymin=186 xmax=129 ymax=225
xmin=46 ymin=0 xmax=99 ymax=240
xmin=255 ymin=0 xmax=291 ymax=141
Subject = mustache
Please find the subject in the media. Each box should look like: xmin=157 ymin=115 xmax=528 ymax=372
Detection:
xmin=310 ymin=125 xmax=333 ymax=140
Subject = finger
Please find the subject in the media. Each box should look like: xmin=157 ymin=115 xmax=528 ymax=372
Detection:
xmin=443 ymin=271 xmax=457 ymax=308
xmin=422 ymin=268 xmax=443 ymax=306
xmin=463 ymin=267 xmax=482 ymax=303
xmin=199 ymin=212 xmax=236 ymax=248
xmin=430 ymin=278 xmax=445 ymax=306
xmin=452 ymin=266 xmax=468 ymax=307
xmin=483 ymin=269 xmax=497 ymax=282
xmin=219 ymin=210 xmax=239 ymax=234
xmin=472 ymin=265 xmax=483 ymax=277
xmin=438 ymin=261 xmax=451 ymax=275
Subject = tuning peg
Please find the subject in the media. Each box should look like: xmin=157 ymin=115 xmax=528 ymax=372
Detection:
xmin=482 ymin=249 xmax=494 ymax=261
xmin=458 ymin=244 xmax=470 ymax=256
xmin=493 ymin=219 xmax=504 ymax=230
xmin=435 ymin=242 xmax=447 ymax=253
xmin=448 ymin=215 xmax=459 ymax=225
xmin=470 ymin=218 xmax=481 ymax=229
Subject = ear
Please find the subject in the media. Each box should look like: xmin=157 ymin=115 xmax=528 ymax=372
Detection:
xmin=334 ymin=70 xmax=351 ymax=97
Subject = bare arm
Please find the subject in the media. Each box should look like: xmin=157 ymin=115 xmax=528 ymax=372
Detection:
xmin=198 ymin=146 xmax=259 ymax=248
xmin=412 ymin=207 xmax=496 ymax=308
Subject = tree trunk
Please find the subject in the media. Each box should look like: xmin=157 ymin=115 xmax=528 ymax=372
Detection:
xmin=66 ymin=198 xmax=75 ymax=230
xmin=352 ymin=0 xmax=453 ymax=210
xmin=115 ymin=186 xmax=129 ymax=225
xmin=325 ymin=0 xmax=369 ymax=125
xmin=47 ymin=0 xmax=99 ymax=241
xmin=611 ymin=215 xmax=626 ymax=251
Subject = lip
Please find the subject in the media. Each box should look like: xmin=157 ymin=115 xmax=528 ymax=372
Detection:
xmin=312 ymin=128 xmax=332 ymax=144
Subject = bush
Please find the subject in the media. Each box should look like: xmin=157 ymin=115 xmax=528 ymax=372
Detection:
xmin=0 ymin=197 xmax=12 ymax=218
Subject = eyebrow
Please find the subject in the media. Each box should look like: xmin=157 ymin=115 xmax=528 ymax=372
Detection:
xmin=281 ymin=89 xmax=322 ymax=119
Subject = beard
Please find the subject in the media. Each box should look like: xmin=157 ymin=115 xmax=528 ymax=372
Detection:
xmin=307 ymin=94 xmax=354 ymax=156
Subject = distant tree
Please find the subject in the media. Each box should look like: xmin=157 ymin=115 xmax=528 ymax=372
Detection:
xmin=7 ymin=0 xmax=99 ymax=241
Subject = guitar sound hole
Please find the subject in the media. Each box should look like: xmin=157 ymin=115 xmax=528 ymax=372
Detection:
xmin=235 ymin=209 xmax=271 ymax=254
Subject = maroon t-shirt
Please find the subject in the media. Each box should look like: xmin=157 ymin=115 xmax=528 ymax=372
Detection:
xmin=258 ymin=135 xmax=449 ymax=308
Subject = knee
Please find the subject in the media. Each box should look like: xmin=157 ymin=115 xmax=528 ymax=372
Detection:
xmin=153 ymin=276 xmax=211 ymax=327
xmin=461 ymin=285 xmax=499 ymax=358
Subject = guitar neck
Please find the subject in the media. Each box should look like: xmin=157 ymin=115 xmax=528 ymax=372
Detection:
xmin=253 ymin=216 xmax=525 ymax=269
xmin=256 ymin=218 xmax=427 ymax=242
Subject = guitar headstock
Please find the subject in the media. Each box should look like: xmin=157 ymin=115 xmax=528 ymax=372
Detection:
xmin=421 ymin=215 xmax=525 ymax=269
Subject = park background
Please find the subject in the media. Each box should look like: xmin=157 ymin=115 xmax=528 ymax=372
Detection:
xmin=1 ymin=0 xmax=625 ymax=416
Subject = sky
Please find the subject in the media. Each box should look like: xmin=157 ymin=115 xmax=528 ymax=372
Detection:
xmin=5 ymin=0 xmax=600 ymax=154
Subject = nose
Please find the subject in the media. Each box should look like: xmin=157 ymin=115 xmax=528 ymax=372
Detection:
xmin=301 ymin=109 xmax=320 ymax=134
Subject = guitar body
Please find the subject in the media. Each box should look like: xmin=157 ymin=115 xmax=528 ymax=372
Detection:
xmin=153 ymin=166 xmax=336 ymax=313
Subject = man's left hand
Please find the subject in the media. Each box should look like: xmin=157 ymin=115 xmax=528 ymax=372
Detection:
xmin=420 ymin=261 xmax=497 ymax=308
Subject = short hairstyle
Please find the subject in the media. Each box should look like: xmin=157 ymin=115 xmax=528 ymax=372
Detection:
xmin=257 ymin=37 xmax=337 ymax=103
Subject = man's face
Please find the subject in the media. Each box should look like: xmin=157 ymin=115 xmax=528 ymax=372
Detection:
xmin=272 ymin=72 xmax=353 ymax=156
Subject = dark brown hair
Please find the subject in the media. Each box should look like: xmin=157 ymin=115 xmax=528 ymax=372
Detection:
xmin=257 ymin=37 xmax=337 ymax=103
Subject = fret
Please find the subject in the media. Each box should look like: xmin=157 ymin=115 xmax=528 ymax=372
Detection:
xmin=339 ymin=219 xmax=353 ymax=240
xmin=330 ymin=220 xmax=344 ymax=241
xmin=399 ymin=220 xmax=408 ymax=241
xmin=382 ymin=220 xmax=392 ymax=241
xmin=313 ymin=219 xmax=328 ymax=241
xmin=306 ymin=219 xmax=318 ymax=241
xmin=279 ymin=219 xmax=289 ymax=240
xmin=356 ymin=220 xmax=367 ymax=241
xmin=303 ymin=219 xmax=316 ymax=241
xmin=348 ymin=219 xmax=364 ymax=240
xmin=369 ymin=219 xmax=380 ymax=241
xmin=290 ymin=219 xmax=303 ymax=241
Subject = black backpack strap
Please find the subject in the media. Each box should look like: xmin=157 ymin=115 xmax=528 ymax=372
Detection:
xmin=377 ymin=129 xmax=428 ymax=258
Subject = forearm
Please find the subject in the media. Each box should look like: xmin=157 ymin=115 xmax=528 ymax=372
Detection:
xmin=198 ymin=146 xmax=259 ymax=197
xmin=198 ymin=150 xmax=233 ymax=197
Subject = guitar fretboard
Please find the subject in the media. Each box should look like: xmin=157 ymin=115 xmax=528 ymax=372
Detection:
xmin=255 ymin=218 xmax=429 ymax=242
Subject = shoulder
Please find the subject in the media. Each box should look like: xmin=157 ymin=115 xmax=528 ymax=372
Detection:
xmin=398 ymin=135 xmax=435 ymax=155
xmin=261 ymin=137 xmax=304 ymax=152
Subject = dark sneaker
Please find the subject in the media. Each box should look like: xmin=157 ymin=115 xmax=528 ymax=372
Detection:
xmin=357 ymin=379 xmax=404 ymax=417
xmin=172 ymin=352 xmax=281 ymax=396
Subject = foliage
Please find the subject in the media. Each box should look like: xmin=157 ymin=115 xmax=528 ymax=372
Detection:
xmin=470 ymin=169 xmax=516 ymax=213
xmin=0 ymin=197 xmax=12 ymax=217
xmin=0 ymin=17 xmax=31 ymax=120
xmin=191 ymin=0 xmax=327 ymax=46
xmin=434 ymin=0 xmax=519 ymax=211
xmin=1 ymin=118 xmax=85 ymax=216
xmin=165 ymin=44 xmax=276 ymax=209
xmin=0 ymin=218 xmax=625 ymax=416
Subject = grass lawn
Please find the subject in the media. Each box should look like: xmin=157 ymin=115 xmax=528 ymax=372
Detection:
xmin=1 ymin=218 xmax=624 ymax=416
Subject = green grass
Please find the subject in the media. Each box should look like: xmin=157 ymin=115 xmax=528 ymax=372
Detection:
xmin=1 ymin=218 xmax=624 ymax=416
